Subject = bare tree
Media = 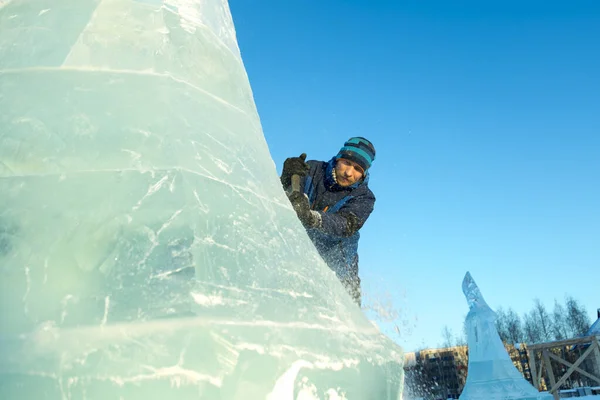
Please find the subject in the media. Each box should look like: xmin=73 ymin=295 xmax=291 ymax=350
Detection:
xmin=523 ymin=310 xmax=542 ymax=344
xmin=552 ymin=299 xmax=568 ymax=340
xmin=492 ymin=296 xmax=591 ymax=345
xmin=533 ymin=299 xmax=552 ymax=342
xmin=495 ymin=307 xmax=510 ymax=343
xmin=505 ymin=307 xmax=524 ymax=344
xmin=455 ymin=318 xmax=468 ymax=346
xmin=441 ymin=325 xmax=454 ymax=348
xmin=565 ymin=295 xmax=591 ymax=337
xmin=456 ymin=316 xmax=469 ymax=346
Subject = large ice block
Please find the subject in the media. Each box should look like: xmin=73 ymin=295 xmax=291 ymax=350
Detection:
xmin=459 ymin=272 xmax=551 ymax=400
xmin=0 ymin=0 xmax=404 ymax=398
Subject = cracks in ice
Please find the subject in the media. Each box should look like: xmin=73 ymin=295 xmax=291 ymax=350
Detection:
xmin=266 ymin=360 xmax=351 ymax=400
xmin=250 ymin=286 xmax=313 ymax=299
xmin=101 ymin=296 xmax=110 ymax=326
xmin=193 ymin=235 xmax=234 ymax=252
xmin=42 ymin=316 xmax=378 ymax=345
xmin=108 ymin=332 xmax=224 ymax=388
xmin=23 ymin=264 xmax=31 ymax=315
xmin=132 ymin=174 xmax=170 ymax=212
xmin=191 ymin=292 xmax=248 ymax=307
xmin=60 ymin=0 xmax=99 ymax=67
xmin=258 ymin=193 xmax=295 ymax=251
xmin=190 ymin=138 xmax=234 ymax=176
xmin=43 ymin=258 xmax=49 ymax=284
xmin=267 ymin=360 xmax=315 ymax=400
xmin=106 ymin=364 xmax=222 ymax=389
xmin=120 ymin=148 xmax=142 ymax=169
xmin=69 ymin=334 xmax=219 ymax=390
xmin=0 ymin=163 xmax=290 ymax=212
xmin=157 ymin=208 xmax=182 ymax=237
xmin=49 ymin=365 xmax=221 ymax=395
xmin=60 ymin=295 xmax=76 ymax=324
xmin=162 ymin=0 xmax=243 ymax=61
xmin=126 ymin=171 xmax=187 ymax=273
xmin=0 ymin=159 xmax=15 ymax=175
xmin=190 ymin=282 xmax=317 ymax=309
xmin=192 ymin=189 xmax=210 ymax=213
xmin=2 ymin=66 xmax=249 ymax=118
xmin=151 ymin=264 xmax=194 ymax=280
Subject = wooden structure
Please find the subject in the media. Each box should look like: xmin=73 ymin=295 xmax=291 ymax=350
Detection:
xmin=527 ymin=335 xmax=600 ymax=400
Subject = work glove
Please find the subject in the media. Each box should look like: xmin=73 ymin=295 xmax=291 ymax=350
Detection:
xmin=281 ymin=153 xmax=310 ymax=187
xmin=288 ymin=191 xmax=321 ymax=229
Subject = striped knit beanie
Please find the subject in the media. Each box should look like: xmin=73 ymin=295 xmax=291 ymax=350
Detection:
xmin=335 ymin=137 xmax=376 ymax=172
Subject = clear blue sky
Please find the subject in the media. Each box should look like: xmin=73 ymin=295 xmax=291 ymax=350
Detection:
xmin=228 ymin=0 xmax=600 ymax=352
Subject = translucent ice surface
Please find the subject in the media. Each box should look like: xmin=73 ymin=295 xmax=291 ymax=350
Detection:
xmin=0 ymin=0 xmax=404 ymax=398
xmin=459 ymin=272 xmax=551 ymax=400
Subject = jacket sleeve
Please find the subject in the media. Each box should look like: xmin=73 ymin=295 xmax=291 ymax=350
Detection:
xmin=316 ymin=190 xmax=375 ymax=238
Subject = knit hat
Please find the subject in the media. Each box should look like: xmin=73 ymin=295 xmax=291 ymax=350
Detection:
xmin=335 ymin=137 xmax=376 ymax=172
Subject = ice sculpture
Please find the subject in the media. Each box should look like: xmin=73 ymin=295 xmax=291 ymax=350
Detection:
xmin=459 ymin=272 xmax=552 ymax=400
xmin=0 ymin=0 xmax=404 ymax=398
xmin=586 ymin=309 xmax=600 ymax=336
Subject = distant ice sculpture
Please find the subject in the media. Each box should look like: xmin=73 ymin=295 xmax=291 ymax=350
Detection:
xmin=0 ymin=0 xmax=403 ymax=398
xmin=586 ymin=309 xmax=600 ymax=336
xmin=459 ymin=272 xmax=552 ymax=400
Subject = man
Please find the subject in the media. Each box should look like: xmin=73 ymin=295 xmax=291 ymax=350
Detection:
xmin=280 ymin=137 xmax=376 ymax=306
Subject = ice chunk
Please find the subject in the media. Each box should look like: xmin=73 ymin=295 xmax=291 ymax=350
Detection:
xmin=0 ymin=0 xmax=404 ymax=398
xmin=459 ymin=272 xmax=552 ymax=400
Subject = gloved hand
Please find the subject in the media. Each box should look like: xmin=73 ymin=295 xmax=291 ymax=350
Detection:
xmin=288 ymin=191 xmax=320 ymax=228
xmin=281 ymin=153 xmax=310 ymax=187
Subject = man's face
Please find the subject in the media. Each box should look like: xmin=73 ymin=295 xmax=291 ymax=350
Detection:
xmin=335 ymin=158 xmax=365 ymax=187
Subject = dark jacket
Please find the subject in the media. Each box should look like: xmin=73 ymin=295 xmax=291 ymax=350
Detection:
xmin=285 ymin=157 xmax=376 ymax=280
